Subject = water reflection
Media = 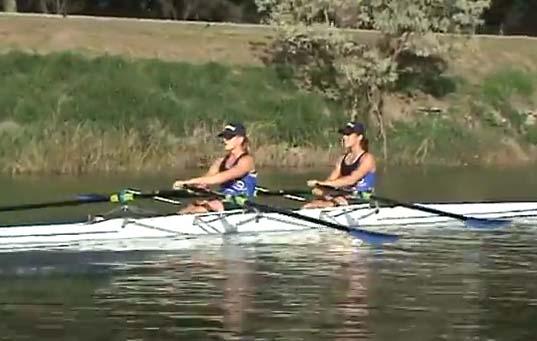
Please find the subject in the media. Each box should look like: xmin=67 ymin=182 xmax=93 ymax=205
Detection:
xmin=220 ymin=242 xmax=253 ymax=338
xmin=0 ymin=216 xmax=537 ymax=339
xmin=75 ymin=238 xmax=376 ymax=340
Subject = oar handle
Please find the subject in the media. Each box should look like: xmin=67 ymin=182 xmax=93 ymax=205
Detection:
xmin=255 ymin=186 xmax=309 ymax=196
xmin=314 ymin=184 xmax=353 ymax=195
xmin=255 ymin=186 xmax=309 ymax=202
xmin=125 ymin=188 xmax=207 ymax=199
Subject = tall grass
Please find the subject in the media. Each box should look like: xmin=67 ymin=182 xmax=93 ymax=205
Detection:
xmin=477 ymin=67 xmax=537 ymax=144
xmin=387 ymin=116 xmax=479 ymax=166
xmin=0 ymin=118 xmax=342 ymax=174
xmin=480 ymin=68 xmax=535 ymax=107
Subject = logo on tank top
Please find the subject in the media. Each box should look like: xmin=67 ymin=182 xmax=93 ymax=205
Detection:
xmin=232 ymin=180 xmax=246 ymax=190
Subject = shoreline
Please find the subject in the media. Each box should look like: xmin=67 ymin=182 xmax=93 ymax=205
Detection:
xmin=2 ymin=134 xmax=536 ymax=176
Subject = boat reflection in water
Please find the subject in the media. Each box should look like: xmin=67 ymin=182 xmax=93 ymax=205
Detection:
xmin=2 ymin=228 xmax=537 ymax=340
xmin=220 ymin=242 xmax=254 ymax=337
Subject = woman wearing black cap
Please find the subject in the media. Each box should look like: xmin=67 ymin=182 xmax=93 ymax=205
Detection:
xmin=173 ymin=122 xmax=257 ymax=213
xmin=303 ymin=121 xmax=376 ymax=208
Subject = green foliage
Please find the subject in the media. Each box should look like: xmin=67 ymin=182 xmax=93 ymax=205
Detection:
xmin=2 ymin=0 xmax=17 ymax=12
xmin=527 ymin=126 xmax=537 ymax=145
xmin=261 ymin=0 xmax=492 ymax=106
xmin=396 ymin=55 xmax=461 ymax=97
xmin=388 ymin=116 xmax=476 ymax=164
xmin=480 ymin=68 xmax=535 ymax=107
xmin=476 ymin=67 xmax=536 ymax=142
xmin=0 ymin=51 xmax=345 ymax=146
xmin=259 ymin=0 xmax=492 ymax=161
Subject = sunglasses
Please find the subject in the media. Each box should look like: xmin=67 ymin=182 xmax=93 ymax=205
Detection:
xmin=221 ymin=134 xmax=236 ymax=141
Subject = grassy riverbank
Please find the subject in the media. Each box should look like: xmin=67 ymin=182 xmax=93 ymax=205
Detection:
xmin=0 ymin=51 xmax=347 ymax=174
xmin=1 ymin=15 xmax=537 ymax=174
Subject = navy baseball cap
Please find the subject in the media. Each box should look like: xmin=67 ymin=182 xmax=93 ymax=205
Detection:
xmin=338 ymin=121 xmax=366 ymax=135
xmin=217 ymin=122 xmax=247 ymax=139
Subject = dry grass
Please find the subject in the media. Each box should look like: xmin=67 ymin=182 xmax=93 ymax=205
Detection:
xmin=451 ymin=35 xmax=537 ymax=83
xmin=0 ymin=118 xmax=341 ymax=175
xmin=2 ymin=13 xmax=537 ymax=81
xmin=0 ymin=13 xmax=272 ymax=65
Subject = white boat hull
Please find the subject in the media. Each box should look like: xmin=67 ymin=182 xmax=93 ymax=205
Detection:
xmin=1 ymin=201 xmax=537 ymax=252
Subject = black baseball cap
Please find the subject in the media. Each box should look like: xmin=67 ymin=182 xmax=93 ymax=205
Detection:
xmin=338 ymin=121 xmax=366 ymax=135
xmin=217 ymin=122 xmax=247 ymax=139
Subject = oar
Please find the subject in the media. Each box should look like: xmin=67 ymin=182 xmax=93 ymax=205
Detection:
xmin=314 ymin=184 xmax=511 ymax=229
xmin=0 ymin=189 xmax=200 ymax=213
xmin=370 ymin=195 xmax=511 ymax=229
xmin=182 ymin=185 xmax=399 ymax=245
xmin=255 ymin=186 xmax=309 ymax=202
xmin=0 ymin=195 xmax=112 ymax=212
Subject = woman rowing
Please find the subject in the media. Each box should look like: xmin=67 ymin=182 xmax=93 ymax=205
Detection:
xmin=173 ymin=122 xmax=257 ymax=213
xmin=304 ymin=121 xmax=376 ymax=208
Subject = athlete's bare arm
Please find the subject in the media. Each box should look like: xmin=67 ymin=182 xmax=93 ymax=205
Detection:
xmin=187 ymin=155 xmax=255 ymax=186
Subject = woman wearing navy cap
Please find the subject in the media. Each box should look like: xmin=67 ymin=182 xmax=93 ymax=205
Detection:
xmin=303 ymin=121 xmax=376 ymax=208
xmin=173 ymin=122 xmax=257 ymax=213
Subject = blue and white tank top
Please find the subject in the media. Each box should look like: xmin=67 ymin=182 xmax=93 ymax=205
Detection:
xmin=219 ymin=153 xmax=257 ymax=198
xmin=339 ymin=151 xmax=376 ymax=192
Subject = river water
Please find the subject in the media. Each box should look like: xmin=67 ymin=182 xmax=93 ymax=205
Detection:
xmin=1 ymin=166 xmax=537 ymax=340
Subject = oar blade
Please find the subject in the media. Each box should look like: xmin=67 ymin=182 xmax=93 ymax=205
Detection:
xmin=348 ymin=228 xmax=399 ymax=245
xmin=464 ymin=217 xmax=512 ymax=229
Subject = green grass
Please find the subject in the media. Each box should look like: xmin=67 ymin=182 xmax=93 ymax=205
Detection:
xmin=526 ymin=126 xmax=537 ymax=145
xmin=0 ymin=51 xmax=345 ymax=146
xmin=480 ymin=67 xmax=535 ymax=108
xmin=474 ymin=67 xmax=537 ymax=144
xmin=387 ymin=116 xmax=478 ymax=166
xmin=0 ymin=51 xmax=352 ymax=173
xmin=1 ymin=50 xmax=536 ymax=174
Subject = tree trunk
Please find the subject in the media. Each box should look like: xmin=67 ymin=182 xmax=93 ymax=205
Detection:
xmin=158 ymin=0 xmax=177 ymax=20
xmin=3 ymin=0 xmax=17 ymax=12
xmin=367 ymin=86 xmax=388 ymax=166
xmin=39 ymin=0 xmax=49 ymax=13
xmin=182 ymin=0 xmax=196 ymax=20
xmin=349 ymin=95 xmax=360 ymax=121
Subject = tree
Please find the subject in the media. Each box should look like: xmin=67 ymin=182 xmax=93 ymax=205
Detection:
xmin=2 ymin=0 xmax=17 ymax=12
xmin=37 ymin=0 xmax=67 ymax=14
xmin=258 ymin=0 xmax=491 ymax=161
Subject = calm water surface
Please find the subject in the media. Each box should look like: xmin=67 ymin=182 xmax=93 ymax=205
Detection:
xmin=1 ymin=166 xmax=537 ymax=340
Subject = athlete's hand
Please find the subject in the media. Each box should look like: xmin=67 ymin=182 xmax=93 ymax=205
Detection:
xmin=307 ymin=179 xmax=319 ymax=187
xmin=173 ymin=180 xmax=187 ymax=189
xmin=173 ymin=179 xmax=196 ymax=189
xmin=311 ymin=187 xmax=324 ymax=197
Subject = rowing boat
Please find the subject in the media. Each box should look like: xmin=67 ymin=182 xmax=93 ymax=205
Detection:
xmin=1 ymin=200 xmax=537 ymax=252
